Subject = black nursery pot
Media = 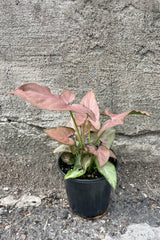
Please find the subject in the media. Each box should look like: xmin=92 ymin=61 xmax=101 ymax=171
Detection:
xmin=58 ymin=156 xmax=118 ymax=219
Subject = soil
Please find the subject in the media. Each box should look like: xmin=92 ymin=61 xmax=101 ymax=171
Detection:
xmin=59 ymin=158 xmax=103 ymax=179
xmin=59 ymin=157 xmax=117 ymax=180
xmin=0 ymin=160 xmax=160 ymax=239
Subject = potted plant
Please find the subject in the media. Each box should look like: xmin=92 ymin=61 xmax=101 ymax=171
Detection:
xmin=9 ymin=83 xmax=150 ymax=218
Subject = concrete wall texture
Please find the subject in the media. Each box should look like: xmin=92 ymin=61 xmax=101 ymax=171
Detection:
xmin=0 ymin=0 xmax=160 ymax=191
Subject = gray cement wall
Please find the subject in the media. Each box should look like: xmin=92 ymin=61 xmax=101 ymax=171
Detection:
xmin=0 ymin=0 xmax=160 ymax=191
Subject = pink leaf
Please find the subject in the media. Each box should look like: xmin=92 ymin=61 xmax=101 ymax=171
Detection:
xmin=98 ymin=110 xmax=150 ymax=136
xmin=86 ymin=145 xmax=111 ymax=167
xmin=75 ymin=90 xmax=100 ymax=130
xmin=9 ymin=83 xmax=69 ymax=110
xmin=70 ymin=104 xmax=96 ymax=121
xmin=85 ymin=145 xmax=97 ymax=155
xmin=9 ymin=83 xmax=95 ymax=120
xmin=45 ymin=127 xmax=75 ymax=145
xmin=109 ymin=150 xmax=117 ymax=159
xmin=61 ymin=90 xmax=76 ymax=104
xmin=95 ymin=146 xmax=110 ymax=167
xmin=65 ymin=119 xmax=76 ymax=130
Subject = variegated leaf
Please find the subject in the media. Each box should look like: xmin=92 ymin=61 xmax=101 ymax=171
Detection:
xmin=53 ymin=144 xmax=71 ymax=154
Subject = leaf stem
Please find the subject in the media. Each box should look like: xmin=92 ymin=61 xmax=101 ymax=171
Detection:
xmin=88 ymin=121 xmax=91 ymax=143
xmin=69 ymin=111 xmax=83 ymax=148
xmin=94 ymin=131 xmax=105 ymax=146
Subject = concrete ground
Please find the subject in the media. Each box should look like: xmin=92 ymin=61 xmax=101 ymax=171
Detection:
xmin=0 ymin=160 xmax=160 ymax=240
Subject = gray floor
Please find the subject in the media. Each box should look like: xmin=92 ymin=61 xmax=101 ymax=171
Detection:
xmin=0 ymin=160 xmax=160 ymax=240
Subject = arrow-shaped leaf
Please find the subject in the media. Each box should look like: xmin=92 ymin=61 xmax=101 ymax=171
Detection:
xmin=9 ymin=83 xmax=96 ymax=120
xmin=75 ymin=90 xmax=100 ymax=130
xmin=99 ymin=110 xmax=150 ymax=136
xmin=45 ymin=127 xmax=75 ymax=145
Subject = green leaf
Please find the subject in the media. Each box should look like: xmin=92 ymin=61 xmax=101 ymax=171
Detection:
xmin=64 ymin=154 xmax=84 ymax=179
xmin=100 ymin=128 xmax=116 ymax=149
xmin=82 ymin=154 xmax=92 ymax=170
xmin=128 ymin=110 xmax=151 ymax=117
xmin=64 ymin=168 xmax=85 ymax=179
xmin=64 ymin=154 xmax=93 ymax=180
xmin=74 ymin=154 xmax=81 ymax=168
xmin=96 ymin=160 xmax=117 ymax=190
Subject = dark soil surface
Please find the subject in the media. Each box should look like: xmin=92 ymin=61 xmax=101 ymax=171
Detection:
xmin=0 ymin=160 xmax=160 ymax=239
xmin=59 ymin=157 xmax=117 ymax=180
xmin=59 ymin=157 xmax=103 ymax=179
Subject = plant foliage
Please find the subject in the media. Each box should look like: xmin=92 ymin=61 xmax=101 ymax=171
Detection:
xmin=9 ymin=83 xmax=150 ymax=189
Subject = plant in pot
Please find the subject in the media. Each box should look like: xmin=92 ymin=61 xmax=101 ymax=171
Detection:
xmin=9 ymin=83 xmax=150 ymax=219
